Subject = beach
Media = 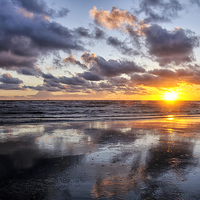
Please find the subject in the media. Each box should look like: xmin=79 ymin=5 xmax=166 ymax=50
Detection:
xmin=1 ymin=0 xmax=200 ymax=198
xmin=1 ymin=106 xmax=200 ymax=199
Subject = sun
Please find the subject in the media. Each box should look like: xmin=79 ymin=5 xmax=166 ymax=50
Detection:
xmin=163 ymin=91 xmax=178 ymax=101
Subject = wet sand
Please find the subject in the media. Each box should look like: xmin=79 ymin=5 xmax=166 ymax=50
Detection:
xmin=0 ymin=116 xmax=200 ymax=199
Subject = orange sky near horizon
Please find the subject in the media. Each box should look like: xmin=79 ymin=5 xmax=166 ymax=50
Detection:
xmin=1 ymin=0 xmax=200 ymax=101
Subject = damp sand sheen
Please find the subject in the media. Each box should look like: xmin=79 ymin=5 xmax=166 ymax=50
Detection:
xmin=0 ymin=100 xmax=200 ymax=199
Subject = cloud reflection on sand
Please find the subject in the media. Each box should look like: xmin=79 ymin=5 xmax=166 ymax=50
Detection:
xmin=0 ymin=117 xmax=200 ymax=199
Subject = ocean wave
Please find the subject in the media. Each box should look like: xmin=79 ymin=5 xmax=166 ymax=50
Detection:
xmin=1 ymin=100 xmax=200 ymax=125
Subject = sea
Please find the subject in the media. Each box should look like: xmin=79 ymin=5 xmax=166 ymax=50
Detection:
xmin=1 ymin=100 xmax=200 ymax=199
xmin=1 ymin=100 xmax=200 ymax=124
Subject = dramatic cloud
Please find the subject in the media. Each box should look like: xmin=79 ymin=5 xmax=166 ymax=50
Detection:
xmin=90 ymin=6 xmax=199 ymax=66
xmin=0 ymin=73 xmax=23 ymax=84
xmin=24 ymin=72 xmax=92 ymax=93
xmin=12 ymin=0 xmax=69 ymax=18
xmin=64 ymin=55 xmax=88 ymax=69
xmin=76 ymin=27 xmax=92 ymax=38
xmin=93 ymin=27 xmax=105 ymax=39
xmin=0 ymin=84 xmax=24 ymax=90
xmin=149 ymin=68 xmax=195 ymax=78
xmin=131 ymin=73 xmax=179 ymax=87
xmin=0 ymin=73 xmax=24 ymax=90
xmin=59 ymin=76 xmax=87 ymax=86
xmin=0 ymin=52 xmax=37 ymax=69
xmin=25 ymin=73 xmax=66 ymax=92
xmin=109 ymin=77 xmax=130 ymax=86
xmin=23 ymin=70 xmax=147 ymax=96
xmin=25 ymin=82 xmax=65 ymax=92
xmin=142 ymin=25 xmax=199 ymax=65
xmin=81 ymin=52 xmax=145 ymax=77
xmin=17 ymin=66 xmax=42 ymax=76
xmin=130 ymin=67 xmax=200 ymax=88
xmin=89 ymin=6 xmax=149 ymax=40
xmin=134 ymin=0 xmax=183 ymax=23
xmin=77 ymin=72 xmax=103 ymax=81
xmin=81 ymin=52 xmax=96 ymax=64
xmin=90 ymin=6 xmax=137 ymax=30
xmin=1 ymin=0 xmax=200 ymax=99
xmin=41 ymin=72 xmax=88 ymax=87
xmin=0 ymin=0 xmax=84 ymax=71
xmin=93 ymin=56 xmax=145 ymax=77
xmin=106 ymin=36 xmax=138 ymax=55
xmin=24 ymin=65 xmax=200 ymax=95
xmin=75 ymin=26 xmax=106 ymax=40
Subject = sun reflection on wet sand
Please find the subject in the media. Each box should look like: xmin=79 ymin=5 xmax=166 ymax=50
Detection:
xmin=167 ymin=115 xmax=174 ymax=120
xmin=0 ymin=117 xmax=200 ymax=199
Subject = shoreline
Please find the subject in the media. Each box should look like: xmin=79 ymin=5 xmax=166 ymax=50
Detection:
xmin=1 ymin=113 xmax=200 ymax=126
xmin=1 ymin=111 xmax=200 ymax=199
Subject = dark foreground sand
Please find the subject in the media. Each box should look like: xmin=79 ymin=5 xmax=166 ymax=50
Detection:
xmin=0 ymin=116 xmax=200 ymax=199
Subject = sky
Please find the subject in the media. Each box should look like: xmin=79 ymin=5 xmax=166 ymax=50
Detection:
xmin=1 ymin=0 xmax=200 ymax=100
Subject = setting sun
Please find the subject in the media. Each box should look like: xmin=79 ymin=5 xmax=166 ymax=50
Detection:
xmin=163 ymin=91 xmax=178 ymax=101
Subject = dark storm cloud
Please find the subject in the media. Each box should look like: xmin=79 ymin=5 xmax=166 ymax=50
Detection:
xmin=131 ymin=73 xmax=179 ymax=87
xmin=129 ymin=67 xmax=200 ymax=88
xmin=59 ymin=76 xmax=87 ymax=86
xmin=149 ymin=68 xmax=195 ymax=78
xmin=106 ymin=36 xmax=138 ymax=55
xmin=0 ymin=73 xmax=24 ymax=90
xmin=43 ymin=80 xmax=66 ymax=90
xmin=12 ymin=0 xmax=69 ymax=18
xmin=142 ymin=25 xmax=199 ymax=65
xmin=0 ymin=52 xmax=37 ymax=69
xmin=89 ymin=5 xmax=199 ymax=67
xmin=96 ymin=78 xmax=150 ymax=95
xmin=81 ymin=52 xmax=145 ymax=77
xmin=94 ymin=56 xmax=145 ymax=77
xmin=0 ymin=84 xmax=23 ymax=90
xmin=137 ymin=66 xmax=200 ymax=86
xmin=0 ymin=0 xmax=84 ymax=71
xmin=77 ymin=72 xmax=103 ymax=81
xmin=75 ymin=26 xmax=106 ymax=41
xmin=24 ymin=73 xmax=92 ymax=93
xmin=99 ymin=82 xmax=113 ymax=89
xmin=42 ymin=73 xmax=58 ymax=80
xmin=76 ymin=27 xmax=91 ymax=38
xmin=17 ymin=66 xmax=42 ymax=76
xmin=12 ymin=0 xmax=49 ymax=15
xmin=24 ymin=73 xmax=66 ymax=91
xmin=171 ymin=65 xmax=200 ymax=85
xmin=135 ymin=0 xmax=183 ymax=23
xmin=109 ymin=77 xmax=129 ymax=86
xmin=22 ymin=69 xmax=151 ymax=95
xmin=93 ymin=27 xmax=105 ymax=39
xmin=25 ymin=84 xmax=62 ymax=92
xmin=40 ymin=72 xmax=88 ymax=86
xmin=0 ymin=73 xmax=23 ymax=84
